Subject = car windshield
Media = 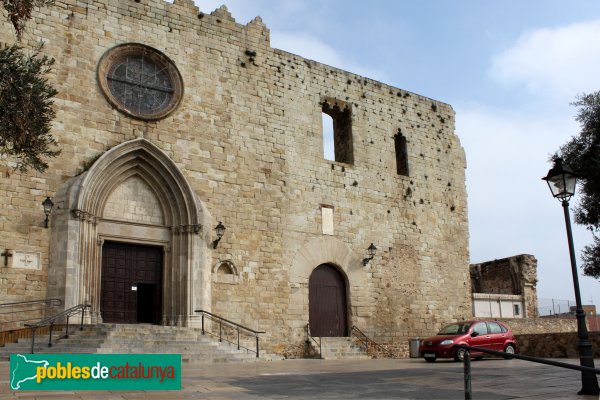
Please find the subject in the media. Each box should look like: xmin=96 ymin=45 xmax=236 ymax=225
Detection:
xmin=437 ymin=323 xmax=472 ymax=335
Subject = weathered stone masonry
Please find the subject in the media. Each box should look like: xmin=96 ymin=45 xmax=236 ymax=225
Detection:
xmin=0 ymin=0 xmax=470 ymax=356
xmin=471 ymin=254 xmax=538 ymax=319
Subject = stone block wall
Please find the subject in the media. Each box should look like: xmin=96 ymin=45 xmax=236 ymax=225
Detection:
xmin=0 ymin=0 xmax=470 ymax=355
xmin=516 ymin=332 xmax=600 ymax=358
xmin=492 ymin=317 xmax=577 ymax=334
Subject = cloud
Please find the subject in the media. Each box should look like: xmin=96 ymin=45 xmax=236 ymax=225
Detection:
xmin=455 ymin=102 xmax=598 ymax=304
xmin=489 ymin=20 xmax=600 ymax=98
xmin=457 ymin=103 xmax=580 ymax=249
xmin=455 ymin=19 xmax=600 ymax=308
xmin=270 ymin=30 xmax=390 ymax=84
xmin=270 ymin=31 xmax=345 ymax=68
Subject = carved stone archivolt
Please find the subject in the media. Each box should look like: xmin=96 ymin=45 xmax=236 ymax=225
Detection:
xmin=172 ymin=224 xmax=202 ymax=235
xmin=48 ymin=138 xmax=212 ymax=327
xmin=71 ymin=209 xmax=97 ymax=224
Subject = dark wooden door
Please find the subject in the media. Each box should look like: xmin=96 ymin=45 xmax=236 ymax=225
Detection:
xmin=309 ymin=264 xmax=348 ymax=337
xmin=101 ymin=242 xmax=163 ymax=324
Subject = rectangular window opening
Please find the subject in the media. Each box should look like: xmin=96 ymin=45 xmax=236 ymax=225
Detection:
xmin=322 ymin=100 xmax=353 ymax=164
xmin=322 ymin=113 xmax=334 ymax=161
xmin=394 ymin=129 xmax=409 ymax=176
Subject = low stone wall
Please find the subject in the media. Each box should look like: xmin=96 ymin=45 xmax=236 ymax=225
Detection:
xmin=344 ymin=318 xmax=582 ymax=359
xmin=516 ymin=332 xmax=600 ymax=358
xmin=370 ymin=343 xmax=409 ymax=359
xmin=493 ymin=317 xmax=577 ymax=334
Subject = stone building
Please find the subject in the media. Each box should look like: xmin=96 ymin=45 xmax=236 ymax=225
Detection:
xmin=470 ymin=254 xmax=538 ymax=319
xmin=0 ymin=0 xmax=470 ymax=356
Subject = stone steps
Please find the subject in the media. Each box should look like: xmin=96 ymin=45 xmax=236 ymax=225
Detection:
xmin=315 ymin=337 xmax=371 ymax=360
xmin=0 ymin=324 xmax=280 ymax=363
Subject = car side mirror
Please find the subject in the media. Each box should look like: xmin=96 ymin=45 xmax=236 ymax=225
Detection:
xmin=470 ymin=331 xmax=479 ymax=337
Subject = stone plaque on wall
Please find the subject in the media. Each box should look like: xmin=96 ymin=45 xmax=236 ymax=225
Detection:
xmin=321 ymin=205 xmax=334 ymax=235
xmin=13 ymin=251 xmax=41 ymax=270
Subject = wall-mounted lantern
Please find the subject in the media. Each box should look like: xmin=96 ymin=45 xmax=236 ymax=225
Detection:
xmin=213 ymin=221 xmax=226 ymax=249
xmin=42 ymin=197 xmax=54 ymax=229
xmin=362 ymin=243 xmax=377 ymax=266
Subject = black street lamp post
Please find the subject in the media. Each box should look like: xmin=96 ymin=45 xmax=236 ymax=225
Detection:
xmin=542 ymin=158 xmax=599 ymax=395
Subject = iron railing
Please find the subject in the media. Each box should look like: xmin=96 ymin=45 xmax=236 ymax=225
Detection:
xmin=195 ymin=310 xmax=265 ymax=358
xmin=0 ymin=298 xmax=62 ymax=329
xmin=305 ymin=323 xmax=322 ymax=359
xmin=24 ymin=303 xmax=90 ymax=354
xmin=350 ymin=325 xmax=394 ymax=358
xmin=458 ymin=344 xmax=600 ymax=399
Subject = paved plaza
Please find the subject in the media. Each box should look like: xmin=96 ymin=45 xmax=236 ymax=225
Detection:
xmin=1 ymin=357 xmax=599 ymax=399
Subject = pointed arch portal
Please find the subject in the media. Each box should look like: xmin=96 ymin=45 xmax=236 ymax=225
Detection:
xmin=48 ymin=138 xmax=212 ymax=327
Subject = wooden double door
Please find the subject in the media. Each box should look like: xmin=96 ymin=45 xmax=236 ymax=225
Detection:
xmin=101 ymin=242 xmax=163 ymax=324
xmin=309 ymin=264 xmax=348 ymax=337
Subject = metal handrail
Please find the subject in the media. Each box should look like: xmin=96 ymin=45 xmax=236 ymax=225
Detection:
xmin=24 ymin=303 xmax=90 ymax=354
xmin=351 ymin=325 xmax=393 ymax=358
xmin=305 ymin=323 xmax=322 ymax=359
xmin=0 ymin=299 xmax=62 ymax=327
xmin=0 ymin=298 xmax=62 ymax=309
xmin=458 ymin=344 xmax=600 ymax=399
xmin=195 ymin=309 xmax=265 ymax=358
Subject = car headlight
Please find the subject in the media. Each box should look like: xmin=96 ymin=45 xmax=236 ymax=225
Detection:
xmin=440 ymin=340 xmax=454 ymax=346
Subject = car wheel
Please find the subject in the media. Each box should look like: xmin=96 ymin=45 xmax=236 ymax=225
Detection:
xmin=424 ymin=357 xmax=436 ymax=362
xmin=454 ymin=347 xmax=468 ymax=362
xmin=503 ymin=344 xmax=515 ymax=359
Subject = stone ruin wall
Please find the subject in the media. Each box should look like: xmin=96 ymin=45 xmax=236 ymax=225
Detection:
xmin=0 ymin=0 xmax=471 ymax=355
xmin=471 ymin=254 xmax=538 ymax=319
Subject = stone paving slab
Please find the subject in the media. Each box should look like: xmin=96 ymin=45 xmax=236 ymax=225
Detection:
xmin=1 ymin=358 xmax=599 ymax=399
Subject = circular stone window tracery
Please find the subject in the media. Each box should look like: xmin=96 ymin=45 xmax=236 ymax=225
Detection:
xmin=97 ymin=43 xmax=183 ymax=120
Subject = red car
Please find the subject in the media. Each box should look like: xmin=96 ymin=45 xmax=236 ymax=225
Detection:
xmin=418 ymin=320 xmax=517 ymax=362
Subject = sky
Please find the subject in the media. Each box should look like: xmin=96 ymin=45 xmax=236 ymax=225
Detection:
xmin=191 ymin=0 xmax=600 ymax=310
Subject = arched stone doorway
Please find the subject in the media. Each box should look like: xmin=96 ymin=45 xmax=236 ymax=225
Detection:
xmin=48 ymin=138 xmax=212 ymax=327
xmin=288 ymin=237 xmax=371 ymax=339
xmin=309 ymin=264 xmax=348 ymax=337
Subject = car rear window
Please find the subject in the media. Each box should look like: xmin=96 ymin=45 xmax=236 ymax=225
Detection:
xmin=487 ymin=322 xmax=503 ymax=334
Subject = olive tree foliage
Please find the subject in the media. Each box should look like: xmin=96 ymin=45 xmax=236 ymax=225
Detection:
xmin=0 ymin=45 xmax=60 ymax=172
xmin=1 ymin=0 xmax=54 ymax=40
xmin=1 ymin=0 xmax=60 ymax=173
xmin=555 ymin=92 xmax=600 ymax=279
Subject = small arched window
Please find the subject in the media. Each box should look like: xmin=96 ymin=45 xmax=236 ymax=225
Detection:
xmin=217 ymin=263 xmax=234 ymax=275
xmin=212 ymin=260 xmax=239 ymax=284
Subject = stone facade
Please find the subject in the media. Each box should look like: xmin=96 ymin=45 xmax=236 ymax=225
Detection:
xmin=0 ymin=0 xmax=470 ymax=355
